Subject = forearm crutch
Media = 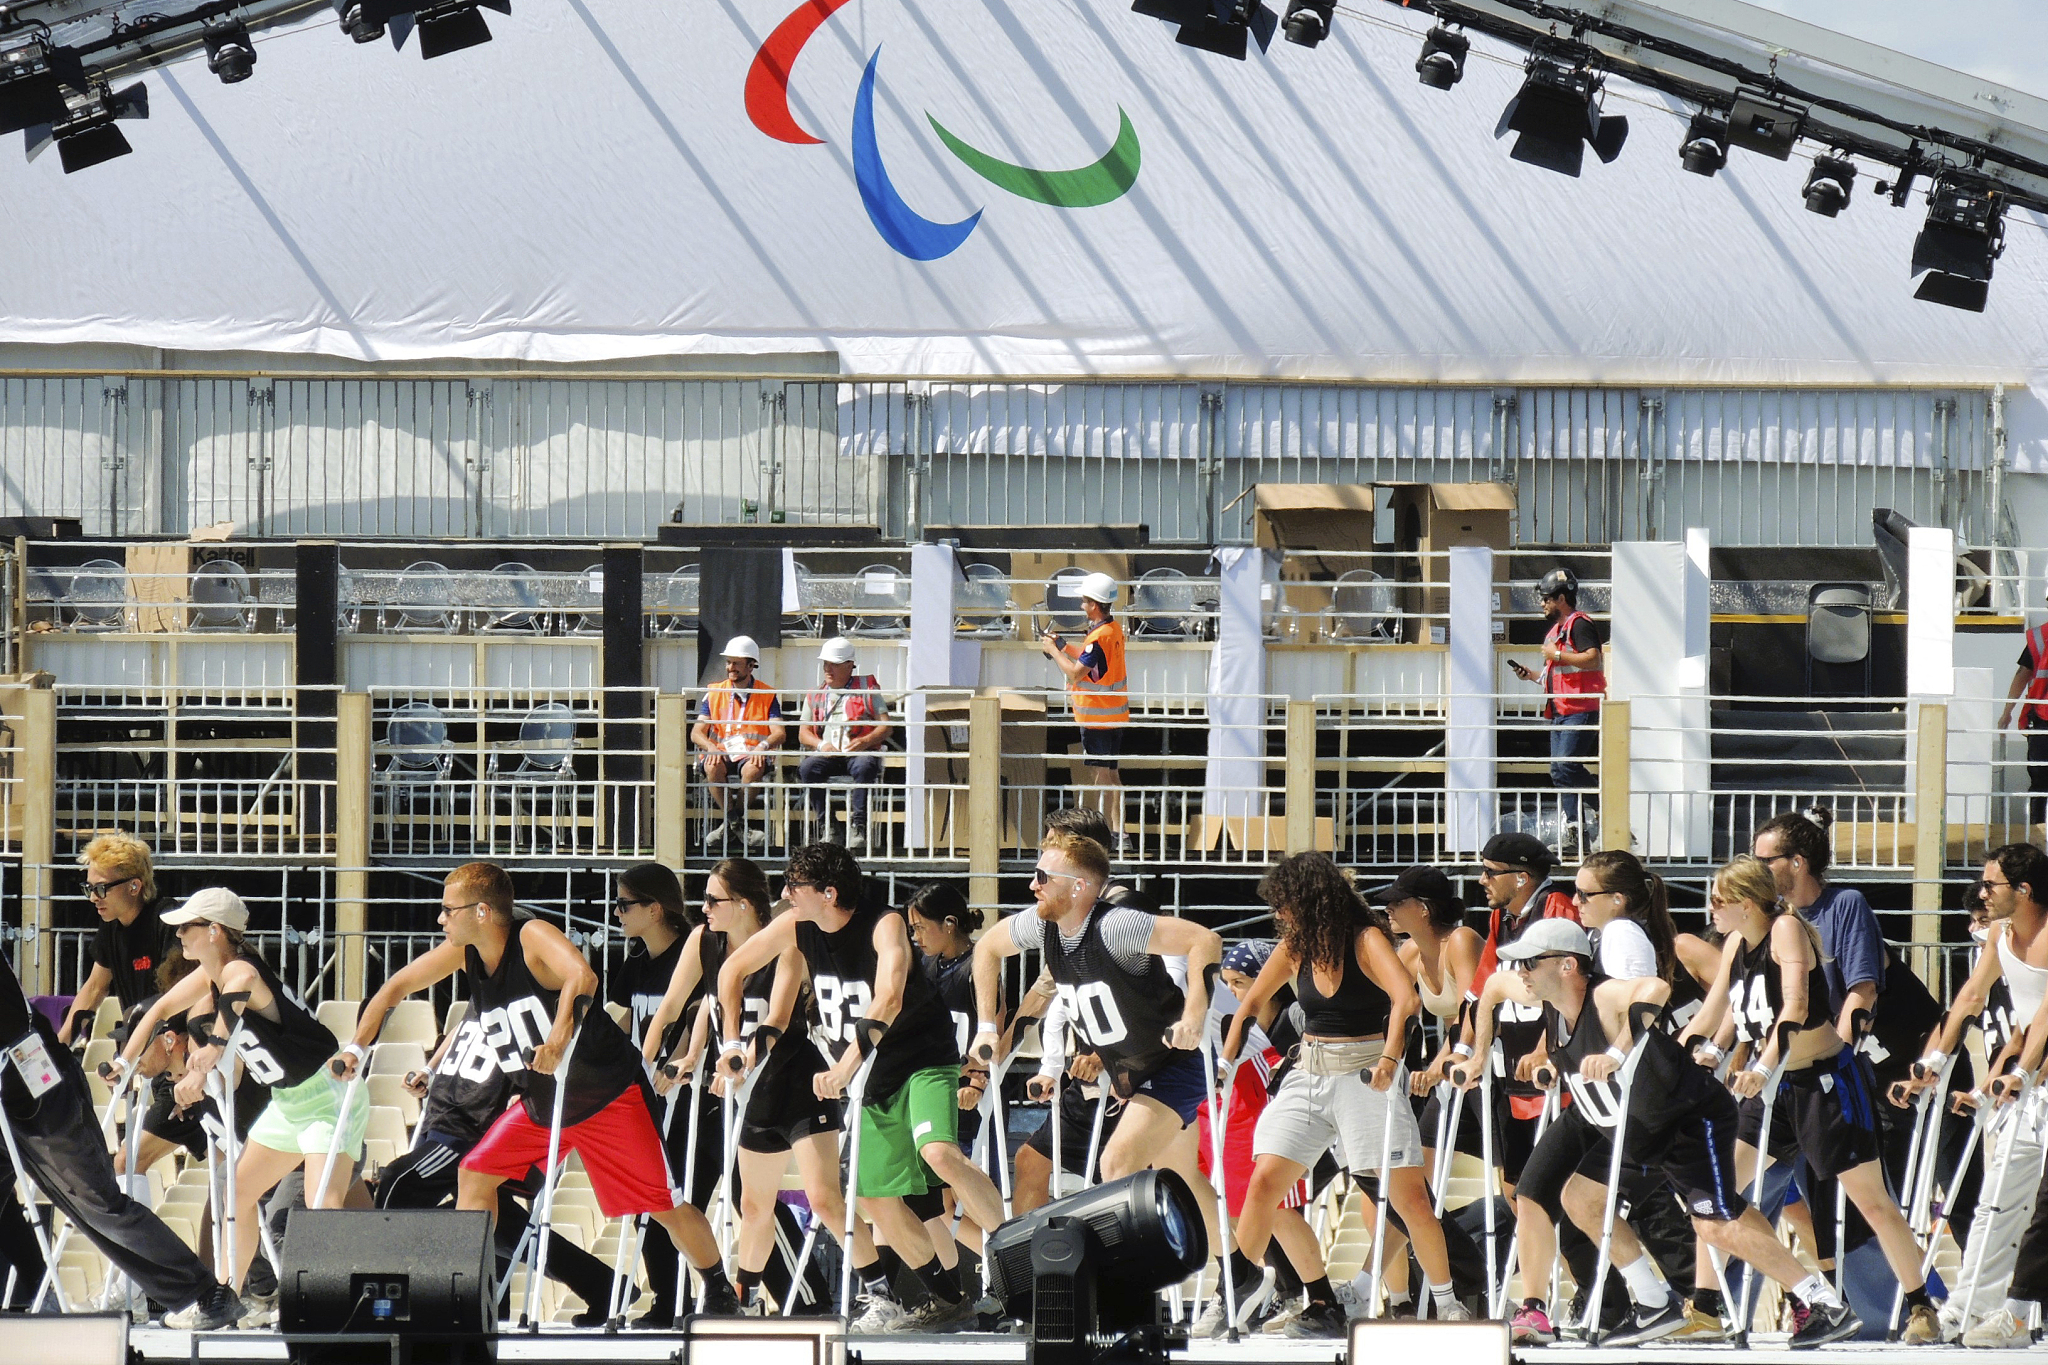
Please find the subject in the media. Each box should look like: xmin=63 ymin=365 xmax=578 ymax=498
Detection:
xmin=310 ymin=1065 xmax=365 ymax=1211
xmin=674 ymin=1048 xmax=707 ymax=1316
xmin=1953 ymin=1081 xmax=2029 ymax=1333
xmin=1476 ymin=1039 xmax=1504 ymax=1319
xmin=1884 ymin=1084 xmax=1994 ymax=1337
xmin=835 ymin=1048 xmax=881 ymax=1321
xmin=978 ymin=1052 xmax=1015 ymax=1223
xmin=1082 ymin=1083 xmax=1113 ymax=1187
xmin=1733 ymin=1024 xmax=1797 ymax=1348
xmin=520 ymin=995 xmax=592 ymax=1332
xmin=1493 ymin=1068 xmax=1560 ymax=1320
xmin=1198 ymin=1033 xmax=1243 ymax=1340
xmin=607 ymin=1081 xmax=683 ymax=1328
xmin=1433 ymin=1081 xmax=1467 ymax=1218
xmin=1583 ymin=1004 xmax=1660 ymax=1347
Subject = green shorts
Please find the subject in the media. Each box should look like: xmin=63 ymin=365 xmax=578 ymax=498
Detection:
xmin=246 ymin=1069 xmax=369 ymax=1161
xmin=856 ymin=1066 xmax=960 ymax=1199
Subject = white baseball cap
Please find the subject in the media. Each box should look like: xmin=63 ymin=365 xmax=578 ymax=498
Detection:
xmin=162 ymin=886 xmax=251 ymax=933
xmin=721 ymin=635 xmax=761 ymax=661
xmin=818 ymin=637 xmax=856 ymax=665
xmin=1078 ymin=572 xmax=1119 ymax=605
xmin=1494 ymin=918 xmax=1592 ymax=963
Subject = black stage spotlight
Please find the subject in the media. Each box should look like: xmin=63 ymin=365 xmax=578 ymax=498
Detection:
xmin=1282 ymin=0 xmax=1332 ymax=47
xmin=25 ymin=80 xmax=146 ymax=173
xmin=1911 ymin=177 xmax=2004 ymax=312
xmin=1679 ymin=110 xmax=1727 ymax=177
xmin=362 ymin=0 xmax=508 ymax=59
xmin=1803 ymin=152 xmax=1856 ymax=216
xmin=0 ymin=34 xmax=80 ymax=138
xmin=203 ymin=17 xmax=256 ymax=84
xmin=332 ymin=0 xmax=386 ymax=43
xmin=1131 ymin=0 xmax=1275 ymax=61
xmin=1415 ymin=25 xmax=1468 ymax=90
xmin=1726 ymin=88 xmax=1804 ymax=160
xmin=1494 ymin=41 xmax=1628 ymax=177
xmin=985 ymin=1169 xmax=1209 ymax=1365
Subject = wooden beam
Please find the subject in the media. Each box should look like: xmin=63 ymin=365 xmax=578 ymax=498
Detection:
xmin=335 ymin=692 xmax=371 ymax=1001
xmin=1598 ymin=699 xmax=1631 ymax=854
xmin=1285 ymin=700 xmax=1317 ymax=855
xmin=968 ymin=694 xmax=1001 ymax=915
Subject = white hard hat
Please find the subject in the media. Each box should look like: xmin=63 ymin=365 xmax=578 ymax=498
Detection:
xmin=818 ymin=637 xmax=856 ymax=665
xmin=721 ymin=635 xmax=760 ymax=661
xmin=1078 ymin=572 xmax=1119 ymax=605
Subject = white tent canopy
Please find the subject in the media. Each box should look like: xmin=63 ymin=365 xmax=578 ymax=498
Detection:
xmin=6 ymin=0 xmax=2048 ymax=456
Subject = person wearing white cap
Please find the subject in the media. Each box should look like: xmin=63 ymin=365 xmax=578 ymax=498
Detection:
xmin=1039 ymin=570 xmax=1128 ymax=844
xmin=691 ymin=634 xmax=786 ymax=850
xmin=110 ymin=887 xmax=369 ymax=1327
xmin=798 ymin=636 xmax=891 ymax=847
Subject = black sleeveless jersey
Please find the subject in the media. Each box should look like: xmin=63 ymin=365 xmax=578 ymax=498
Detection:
xmin=434 ymin=919 xmax=645 ymax=1130
xmin=1983 ymin=974 xmax=2020 ymax=1063
xmin=1864 ymin=943 xmax=1944 ymax=1084
xmin=1295 ymin=930 xmax=1392 ymax=1038
xmin=1494 ymin=908 xmax=1552 ymax=1100
xmin=1663 ymin=963 xmax=1707 ymax=1036
xmin=1039 ymin=902 xmax=1188 ymax=1087
xmin=1546 ymin=980 xmax=1715 ymax=1131
xmin=923 ymin=947 xmax=1004 ymax=1060
xmin=608 ymin=934 xmax=685 ymax=1057
xmin=794 ymin=903 xmax=957 ymax=1103
xmin=198 ymin=952 xmax=336 ymax=1091
xmin=1728 ymin=927 xmax=1833 ymax=1047
xmin=701 ymin=925 xmax=813 ymax=1058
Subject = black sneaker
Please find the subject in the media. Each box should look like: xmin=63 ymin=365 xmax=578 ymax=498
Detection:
xmin=1791 ymin=1300 xmax=1863 ymax=1349
xmin=698 ymin=1277 xmax=742 ymax=1316
xmin=629 ymin=1299 xmax=676 ymax=1329
xmin=1284 ymin=1300 xmax=1350 ymax=1339
xmin=1605 ymin=1297 xmax=1686 ymax=1347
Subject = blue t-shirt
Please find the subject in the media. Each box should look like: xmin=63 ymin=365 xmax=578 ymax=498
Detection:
xmin=1801 ymin=884 xmax=1884 ymax=1020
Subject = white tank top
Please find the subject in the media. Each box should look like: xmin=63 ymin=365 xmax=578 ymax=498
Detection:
xmin=1999 ymin=923 xmax=2048 ymax=1024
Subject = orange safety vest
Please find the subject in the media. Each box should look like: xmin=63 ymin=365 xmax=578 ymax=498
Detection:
xmin=2023 ymin=622 xmax=2048 ymax=729
xmin=1541 ymin=609 xmax=1605 ymax=718
xmin=705 ymin=678 xmax=779 ymax=748
xmin=1066 ymin=618 xmax=1129 ymax=730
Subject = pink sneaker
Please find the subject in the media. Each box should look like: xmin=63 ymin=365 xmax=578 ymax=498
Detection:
xmin=1512 ymin=1301 xmax=1556 ymax=1345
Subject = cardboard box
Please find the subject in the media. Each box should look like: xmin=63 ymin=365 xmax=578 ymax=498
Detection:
xmin=917 ymin=688 xmax=1049 ymax=849
xmin=1252 ymin=484 xmax=1378 ymax=554
xmin=126 ymin=535 xmax=258 ymax=633
xmin=1386 ymin=482 xmax=1516 ymax=630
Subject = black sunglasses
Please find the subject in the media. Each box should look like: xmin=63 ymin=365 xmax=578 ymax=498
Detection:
xmin=84 ymin=879 xmax=128 ymax=899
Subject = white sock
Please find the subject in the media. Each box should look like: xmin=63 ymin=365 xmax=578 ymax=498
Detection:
xmin=1428 ymin=1279 xmax=1459 ymax=1310
xmin=1619 ymin=1256 xmax=1671 ymax=1309
xmin=2005 ymin=1298 xmax=2035 ymax=1320
xmin=1793 ymin=1274 xmax=1842 ymax=1311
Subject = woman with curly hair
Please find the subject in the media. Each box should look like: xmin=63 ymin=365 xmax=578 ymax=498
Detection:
xmin=1221 ymin=852 xmax=1466 ymax=1333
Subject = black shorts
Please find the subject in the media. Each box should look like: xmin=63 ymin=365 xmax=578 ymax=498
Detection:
xmin=1736 ymin=1047 xmax=1883 ymax=1182
xmin=1517 ymin=1092 xmax=1747 ymax=1225
xmin=1418 ymin=1083 xmax=1540 ymax=1185
xmin=1080 ymin=727 xmax=1123 ymax=770
xmin=1024 ymin=1078 xmax=1125 ymax=1176
xmin=739 ymin=1042 xmax=842 ymax=1155
xmin=142 ymin=1074 xmax=263 ymax=1155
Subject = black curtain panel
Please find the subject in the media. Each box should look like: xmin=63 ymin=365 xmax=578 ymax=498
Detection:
xmin=697 ymin=548 xmax=785 ymax=684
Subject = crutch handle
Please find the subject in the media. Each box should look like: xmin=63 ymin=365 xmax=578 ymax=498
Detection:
xmin=1531 ymin=1063 xmax=1558 ymax=1090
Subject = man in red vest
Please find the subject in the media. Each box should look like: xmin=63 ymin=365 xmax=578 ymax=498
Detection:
xmin=1511 ymin=567 xmax=1604 ymax=857
xmin=1999 ymin=598 xmax=2048 ymax=828
xmin=797 ymin=636 xmax=892 ymax=848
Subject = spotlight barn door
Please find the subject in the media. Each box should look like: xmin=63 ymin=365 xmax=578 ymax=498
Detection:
xmin=279 ymin=1209 xmax=495 ymax=1334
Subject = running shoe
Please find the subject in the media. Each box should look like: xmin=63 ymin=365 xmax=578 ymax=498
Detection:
xmin=1963 ymin=1308 xmax=2033 ymax=1349
xmin=1435 ymin=1297 xmax=1474 ymax=1322
xmin=700 ymin=1278 xmax=741 ymax=1316
xmin=1605 ymin=1297 xmax=1686 ymax=1347
xmin=905 ymin=1293 xmax=982 ymax=1333
xmin=164 ymin=1285 xmax=244 ymax=1332
xmin=239 ymin=1289 xmax=278 ymax=1330
xmin=1903 ymin=1302 xmax=1944 ymax=1345
xmin=849 ymin=1292 xmax=911 ymax=1333
xmin=1510 ymin=1300 xmax=1556 ymax=1345
xmin=1667 ymin=1304 xmax=1728 ymax=1342
xmin=1790 ymin=1300 xmax=1862 ymax=1349
xmin=1284 ymin=1300 xmax=1350 ymax=1339
xmin=1261 ymin=1297 xmax=1307 ymax=1334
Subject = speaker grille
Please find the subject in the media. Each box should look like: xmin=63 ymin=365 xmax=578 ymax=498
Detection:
xmin=1033 ymin=1272 xmax=1077 ymax=1342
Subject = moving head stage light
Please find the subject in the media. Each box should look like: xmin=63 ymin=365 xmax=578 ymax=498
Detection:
xmin=1495 ymin=39 xmax=1628 ymax=177
xmin=986 ymin=1168 xmax=1209 ymax=1365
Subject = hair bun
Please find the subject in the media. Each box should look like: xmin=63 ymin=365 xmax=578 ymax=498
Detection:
xmin=1800 ymin=806 xmax=1835 ymax=832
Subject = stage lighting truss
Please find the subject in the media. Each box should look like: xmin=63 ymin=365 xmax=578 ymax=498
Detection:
xmin=1679 ymin=109 xmax=1727 ymax=177
xmin=1911 ymin=176 xmax=2005 ymax=313
xmin=1130 ymin=0 xmax=1276 ymax=61
xmin=1494 ymin=38 xmax=1627 ymax=178
xmin=1803 ymin=152 xmax=1856 ymax=217
xmin=1282 ymin=0 xmax=1333 ymax=48
xmin=202 ymin=16 xmax=255 ymax=83
xmin=1414 ymin=25 xmax=1468 ymax=90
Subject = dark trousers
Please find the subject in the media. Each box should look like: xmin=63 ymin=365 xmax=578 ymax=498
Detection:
xmin=0 ymin=1042 xmax=214 ymax=1311
xmin=1549 ymin=710 xmax=1598 ymax=826
xmin=2028 ymin=730 xmax=2048 ymax=824
xmin=797 ymin=752 xmax=885 ymax=820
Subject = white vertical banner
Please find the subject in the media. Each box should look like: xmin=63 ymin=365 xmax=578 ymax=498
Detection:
xmin=1204 ymin=547 xmax=1267 ymax=821
xmin=905 ymin=542 xmax=961 ymax=847
xmin=1445 ymin=546 xmax=1496 ymax=855
xmin=1611 ymin=539 xmax=1711 ymax=859
xmin=1907 ymin=527 xmax=1957 ymax=700
xmin=1949 ymin=666 xmax=1996 ymax=827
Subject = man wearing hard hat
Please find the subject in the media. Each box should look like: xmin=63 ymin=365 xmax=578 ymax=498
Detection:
xmin=1041 ymin=571 xmax=1130 ymax=841
xmin=1508 ymin=567 xmax=1604 ymax=857
xmin=797 ymin=637 xmax=892 ymax=847
xmin=690 ymin=635 xmax=787 ymax=849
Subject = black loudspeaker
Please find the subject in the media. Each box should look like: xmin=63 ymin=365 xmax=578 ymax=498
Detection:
xmin=280 ymin=1209 xmax=495 ymax=1335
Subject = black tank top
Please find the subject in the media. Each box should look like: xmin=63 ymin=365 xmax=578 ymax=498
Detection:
xmin=1039 ymin=902 xmax=1188 ymax=1088
xmin=1295 ymin=929 xmax=1392 ymax=1038
xmin=1546 ymin=980 xmax=1712 ymax=1130
xmin=1866 ymin=942 xmax=1944 ymax=1083
xmin=1493 ymin=907 xmax=1553 ymax=1099
xmin=1729 ymin=925 xmax=1834 ymax=1047
xmin=794 ymin=902 xmax=956 ymax=1103
xmin=444 ymin=918 xmax=645 ymax=1129
xmin=1983 ymin=974 xmax=2020 ymax=1062
xmin=923 ymin=948 xmax=998 ymax=1059
xmin=199 ymin=952 xmax=335 ymax=1091
xmin=1663 ymin=963 xmax=1706 ymax=1035
xmin=700 ymin=924 xmax=813 ymax=1060
xmin=608 ymin=933 xmax=685 ymax=1056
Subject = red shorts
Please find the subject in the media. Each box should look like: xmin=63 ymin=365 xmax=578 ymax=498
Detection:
xmin=460 ymin=1087 xmax=680 ymax=1219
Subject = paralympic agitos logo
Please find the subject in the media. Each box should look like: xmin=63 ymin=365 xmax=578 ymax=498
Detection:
xmin=744 ymin=0 xmax=1142 ymax=260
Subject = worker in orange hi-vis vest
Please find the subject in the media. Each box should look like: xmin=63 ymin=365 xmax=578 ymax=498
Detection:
xmin=1040 ymin=572 xmax=1129 ymax=850
xmin=1999 ymin=584 xmax=2048 ymax=829
xmin=690 ymin=635 xmax=787 ymax=852
xmin=1509 ymin=567 xmax=1605 ymax=859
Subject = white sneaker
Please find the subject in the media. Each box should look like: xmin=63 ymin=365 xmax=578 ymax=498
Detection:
xmin=1194 ymin=1267 xmax=1274 ymax=1338
xmin=163 ymin=1286 xmax=244 ymax=1332
xmin=1262 ymin=1297 xmax=1308 ymax=1334
xmin=742 ymin=824 xmax=768 ymax=849
xmin=1334 ymin=1280 xmax=1366 ymax=1319
xmin=850 ymin=1292 xmax=911 ymax=1333
xmin=240 ymin=1289 xmax=278 ymax=1329
xmin=1964 ymin=1308 xmax=2033 ymax=1349
xmin=700 ymin=821 xmax=728 ymax=847
xmin=1435 ymin=1297 xmax=1474 ymax=1322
